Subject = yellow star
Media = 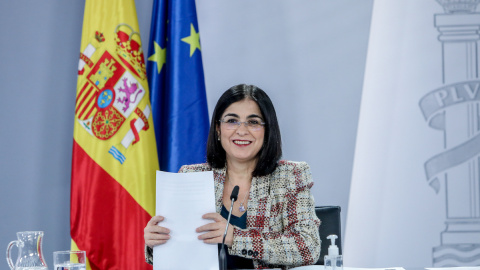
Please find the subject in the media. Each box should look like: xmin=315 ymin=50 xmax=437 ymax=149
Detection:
xmin=181 ymin=24 xmax=201 ymax=57
xmin=148 ymin=41 xmax=166 ymax=74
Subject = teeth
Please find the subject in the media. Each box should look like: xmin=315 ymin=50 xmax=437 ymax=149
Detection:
xmin=234 ymin=140 xmax=251 ymax=145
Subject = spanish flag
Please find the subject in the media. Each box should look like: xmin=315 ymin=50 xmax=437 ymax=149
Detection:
xmin=71 ymin=1 xmax=158 ymax=269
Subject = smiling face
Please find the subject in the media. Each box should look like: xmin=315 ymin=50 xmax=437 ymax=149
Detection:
xmin=217 ymin=98 xmax=265 ymax=166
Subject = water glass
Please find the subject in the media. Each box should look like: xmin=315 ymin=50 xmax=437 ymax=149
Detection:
xmin=53 ymin=250 xmax=86 ymax=270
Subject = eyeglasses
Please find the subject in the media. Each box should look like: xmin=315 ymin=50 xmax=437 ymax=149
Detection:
xmin=219 ymin=118 xmax=265 ymax=131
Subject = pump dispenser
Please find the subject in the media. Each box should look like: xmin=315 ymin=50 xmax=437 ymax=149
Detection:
xmin=324 ymin=235 xmax=343 ymax=270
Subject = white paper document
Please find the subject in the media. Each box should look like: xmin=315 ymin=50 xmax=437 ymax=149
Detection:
xmin=153 ymin=170 xmax=219 ymax=270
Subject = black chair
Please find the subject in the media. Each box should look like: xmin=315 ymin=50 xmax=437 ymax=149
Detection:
xmin=314 ymin=206 xmax=342 ymax=265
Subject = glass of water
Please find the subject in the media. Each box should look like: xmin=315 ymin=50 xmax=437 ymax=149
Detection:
xmin=53 ymin=250 xmax=86 ymax=270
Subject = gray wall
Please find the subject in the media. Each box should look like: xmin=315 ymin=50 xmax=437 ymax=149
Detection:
xmin=0 ymin=0 xmax=373 ymax=266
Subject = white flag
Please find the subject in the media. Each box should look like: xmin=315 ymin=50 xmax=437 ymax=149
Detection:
xmin=345 ymin=0 xmax=480 ymax=267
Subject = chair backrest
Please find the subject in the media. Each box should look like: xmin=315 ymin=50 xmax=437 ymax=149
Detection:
xmin=314 ymin=206 xmax=342 ymax=265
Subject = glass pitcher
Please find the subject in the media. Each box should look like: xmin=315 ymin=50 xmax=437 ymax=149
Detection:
xmin=6 ymin=231 xmax=48 ymax=270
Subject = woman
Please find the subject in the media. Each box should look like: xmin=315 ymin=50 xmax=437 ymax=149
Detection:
xmin=144 ymin=84 xmax=320 ymax=269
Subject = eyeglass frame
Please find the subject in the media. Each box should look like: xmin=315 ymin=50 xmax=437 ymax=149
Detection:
xmin=218 ymin=118 xmax=266 ymax=131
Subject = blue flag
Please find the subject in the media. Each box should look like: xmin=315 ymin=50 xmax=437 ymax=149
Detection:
xmin=146 ymin=0 xmax=209 ymax=172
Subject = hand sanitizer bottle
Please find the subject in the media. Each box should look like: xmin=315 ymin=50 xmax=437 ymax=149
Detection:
xmin=324 ymin=234 xmax=343 ymax=270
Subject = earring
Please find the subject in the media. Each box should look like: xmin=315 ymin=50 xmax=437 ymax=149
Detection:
xmin=218 ymin=136 xmax=220 ymax=141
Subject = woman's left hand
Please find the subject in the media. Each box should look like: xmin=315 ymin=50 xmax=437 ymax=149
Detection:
xmin=196 ymin=212 xmax=234 ymax=246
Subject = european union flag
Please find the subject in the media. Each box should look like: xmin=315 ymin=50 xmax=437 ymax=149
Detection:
xmin=146 ymin=0 xmax=210 ymax=173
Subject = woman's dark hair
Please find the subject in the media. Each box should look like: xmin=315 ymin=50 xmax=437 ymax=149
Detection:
xmin=206 ymin=84 xmax=282 ymax=176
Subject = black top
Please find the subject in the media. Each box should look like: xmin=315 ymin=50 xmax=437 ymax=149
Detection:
xmin=219 ymin=205 xmax=254 ymax=269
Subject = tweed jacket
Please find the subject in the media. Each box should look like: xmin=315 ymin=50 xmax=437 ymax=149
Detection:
xmin=145 ymin=160 xmax=320 ymax=269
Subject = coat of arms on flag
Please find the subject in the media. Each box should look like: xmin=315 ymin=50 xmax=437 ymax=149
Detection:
xmin=76 ymin=22 xmax=150 ymax=160
xmin=71 ymin=1 xmax=158 ymax=269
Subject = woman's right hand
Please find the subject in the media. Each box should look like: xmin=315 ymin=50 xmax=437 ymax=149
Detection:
xmin=144 ymin=215 xmax=171 ymax=248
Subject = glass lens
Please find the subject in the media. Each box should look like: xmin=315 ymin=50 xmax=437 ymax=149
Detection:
xmin=246 ymin=119 xmax=262 ymax=130
xmin=220 ymin=118 xmax=264 ymax=130
xmin=221 ymin=118 xmax=239 ymax=130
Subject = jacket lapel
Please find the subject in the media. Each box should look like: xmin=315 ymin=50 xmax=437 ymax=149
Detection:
xmin=213 ymin=167 xmax=226 ymax=213
xmin=246 ymin=174 xmax=270 ymax=228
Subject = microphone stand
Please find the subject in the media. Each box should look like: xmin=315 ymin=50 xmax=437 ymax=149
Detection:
xmin=220 ymin=185 xmax=239 ymax=270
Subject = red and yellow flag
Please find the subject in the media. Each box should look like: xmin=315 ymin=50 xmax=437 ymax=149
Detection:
xmin=71 ymin=1 xmax=158 ymax=269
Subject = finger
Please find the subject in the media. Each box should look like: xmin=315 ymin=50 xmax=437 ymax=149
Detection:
xmin=196 ymin=222 xmax=222 ymax=233
xmin=198 ymin=230 xmax=223 ymax=240
xmin=145 ymin=224 xmax=170 ymax=234
xmin=147 ymin=216 xmax=164 ymax=226
xmin=147 ymin=225 xmax=170 ymax=234
xmin=147 ymin=232 xmax=170 ymax=241
xmin=202 ymin=212 xmax=224 ymax=222
xmin=145 ymin=230 xmax=171 ymax=248
xmin=203 ymin=237 xmax=222 ymax=245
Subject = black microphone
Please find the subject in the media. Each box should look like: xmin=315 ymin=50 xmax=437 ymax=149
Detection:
xmin=219 ymin=185 xmax=239 ymax=270
xmin=230 ymin=186 xmax=239 ymax=201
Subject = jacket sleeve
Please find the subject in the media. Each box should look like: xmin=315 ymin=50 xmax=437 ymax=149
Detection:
xmin=145 ymin=245 xmax=153 ymax=265
xmin=228 ymin=162 xmax=321 ymax=267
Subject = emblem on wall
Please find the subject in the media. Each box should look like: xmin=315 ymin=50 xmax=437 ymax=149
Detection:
xmin=419 ymin=0 xmax=480 ymax=266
